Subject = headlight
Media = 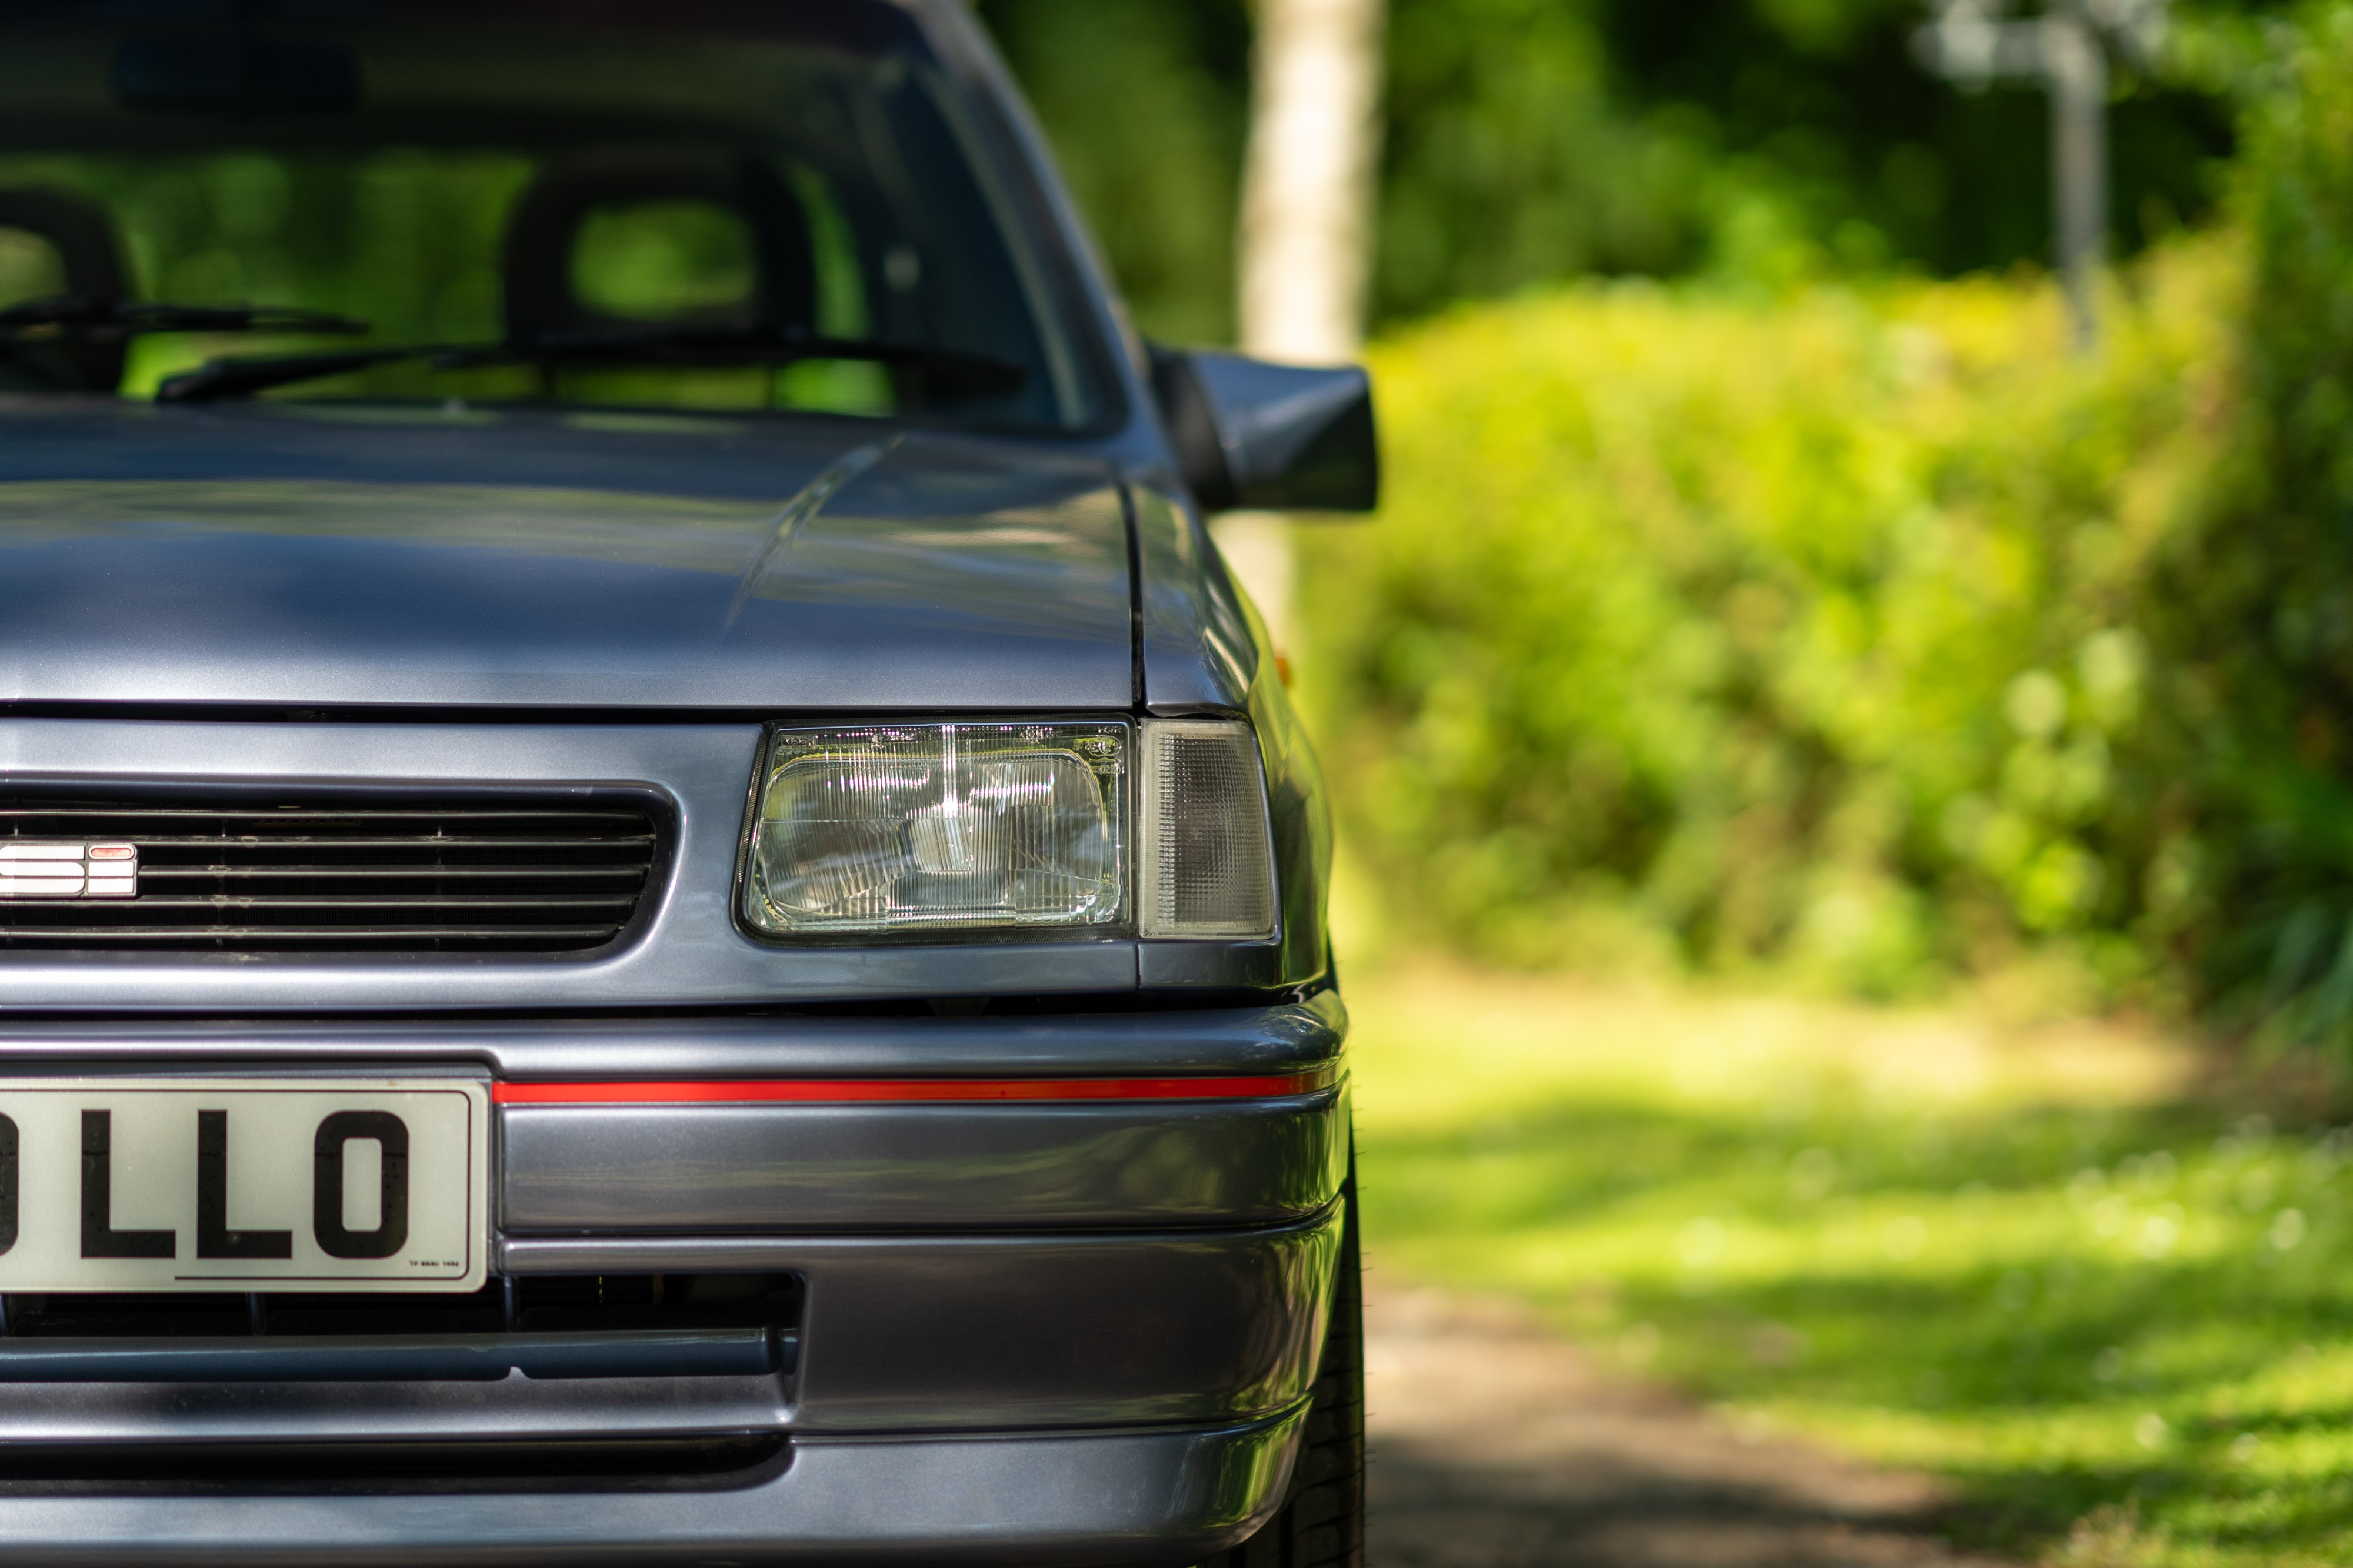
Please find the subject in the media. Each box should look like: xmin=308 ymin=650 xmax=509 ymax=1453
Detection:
xmin=739 ymin=717 xmax=1278 ymax=942
xmin=742 ymin=722 xmax=1127 ymax=937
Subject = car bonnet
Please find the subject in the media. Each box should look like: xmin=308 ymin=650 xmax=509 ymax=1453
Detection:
xmin=0 ymin=401 xmax=1133 ymax=711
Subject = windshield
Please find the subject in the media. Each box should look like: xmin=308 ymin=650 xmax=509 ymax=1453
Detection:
xmin=0 ymin=0 xmax=1106 ymax=429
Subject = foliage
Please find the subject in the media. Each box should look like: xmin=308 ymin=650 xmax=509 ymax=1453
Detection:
xmin=2150 ymin=2 xmax=2353 ymax=1053
xmin=1352 ymin=966 xmax=2353 ymax=1567
xmin=974 ymin=0 xmax=1250 ymax=343
xmin=1297 ymin=2 xmax=2353 ymax=1037
xmin=1299 ymin=239 xmax=2246 ymax=1002
xmin=1572 ymin=0 xmax=2238 ymax=291
xmin=979 ymin=0 xmax=2239 ymax=337
xmin=1375 ymin=0 xmax=1699 ymax=307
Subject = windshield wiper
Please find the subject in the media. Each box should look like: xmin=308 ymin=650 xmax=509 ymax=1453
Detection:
xmin=0 ymin=297 xmax=370 ymax=341
xmin=154 ymin=323 xmax=1028 ymax=404
xmin=153 ymin=344 xmax=432 ymax=403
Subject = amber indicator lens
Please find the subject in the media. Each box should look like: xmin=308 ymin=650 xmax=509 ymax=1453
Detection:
xmin=743 ymin=722 xmax=1127 ymax=937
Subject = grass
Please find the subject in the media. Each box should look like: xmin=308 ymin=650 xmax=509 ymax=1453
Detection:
xmin=1346 ymin=963 xmax=2353 ymax=1566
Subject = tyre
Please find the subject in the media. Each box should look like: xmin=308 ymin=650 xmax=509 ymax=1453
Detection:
xmin=1209 ymin=1155 xmax=1364 ymax=1568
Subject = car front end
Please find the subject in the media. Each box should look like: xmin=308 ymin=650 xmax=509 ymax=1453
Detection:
xmin=0 ymin=2 xmax=1374 ymax=1562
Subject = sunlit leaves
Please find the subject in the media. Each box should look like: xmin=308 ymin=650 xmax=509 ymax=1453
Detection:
xmin=1299 ymin=236 xmax=2247 ymax=1001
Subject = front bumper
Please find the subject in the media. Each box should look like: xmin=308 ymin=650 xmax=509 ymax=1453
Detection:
xmin=0 ymin=1000 xmax=1349 ymax=1562
xmin=0 ymin=1405 xmax=1308 ymax=1567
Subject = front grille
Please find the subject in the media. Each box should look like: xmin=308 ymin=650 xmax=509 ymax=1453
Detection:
xmin=0 ymin=795 xmax=661 ymax=952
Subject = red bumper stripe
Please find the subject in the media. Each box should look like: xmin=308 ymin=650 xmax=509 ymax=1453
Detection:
xmin=491 ymin=1067 xmax=1338 ymax=1106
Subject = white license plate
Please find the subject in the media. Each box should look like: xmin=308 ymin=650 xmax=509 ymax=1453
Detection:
xmin=0 ymin=1078 xmax=489 ymax=1293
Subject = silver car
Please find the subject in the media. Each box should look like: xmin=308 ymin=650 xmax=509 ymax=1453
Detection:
xmin=0 ymin=1 xmax=1374 ymax=1563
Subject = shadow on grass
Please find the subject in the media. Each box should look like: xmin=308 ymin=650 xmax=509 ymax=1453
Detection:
xmin=1362 ymin=1093 xmax=2353 ymax=1562
xmin=1370 ymin=1439 xmax=1978 ymax=1568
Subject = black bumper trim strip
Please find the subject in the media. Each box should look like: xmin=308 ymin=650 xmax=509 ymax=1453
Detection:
xmin=0 ymin=1325 xmax=786 ymax=1382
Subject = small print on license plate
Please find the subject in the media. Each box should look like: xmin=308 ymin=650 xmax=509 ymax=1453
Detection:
xmin=0 ymin=1078 xmax=489 ymax=1293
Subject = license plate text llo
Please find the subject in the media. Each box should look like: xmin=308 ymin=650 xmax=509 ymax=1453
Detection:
xmin=0 ymin=1079 xmax=488 ymax=1292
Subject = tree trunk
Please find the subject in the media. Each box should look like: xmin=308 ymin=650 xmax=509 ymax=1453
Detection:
xmin=1218 ymin=0 xmax=1386 ymax=655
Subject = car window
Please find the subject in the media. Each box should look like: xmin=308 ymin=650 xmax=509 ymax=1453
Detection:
xmin=0 ymin=0 xmax=1105 ymax=431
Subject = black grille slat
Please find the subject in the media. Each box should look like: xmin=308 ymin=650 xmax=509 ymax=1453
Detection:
xmin=0 ymin=1276 xmax=799 ymax=1379
xmin=99 ymin=896 xmax=642 ymax=910
xmin=0 ymin=808 xmax=652 ymax=823
xmin=83 ymin=836 xmax=654 ymax=849
xmin=5 ymin=1276 xmax=796 ymax=1339
xmin=0 ymin=796 xmax=661 ymax=954
xmin=140 ymin=862 xmax=654 ymax=871
xmin=6 ymin=923 xmax=626 ymax=932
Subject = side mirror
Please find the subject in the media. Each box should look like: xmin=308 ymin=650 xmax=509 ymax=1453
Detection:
xmin=1149 ymin=345 xmax=1377 ymax=515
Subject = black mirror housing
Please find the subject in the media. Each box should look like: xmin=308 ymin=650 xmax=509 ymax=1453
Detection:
xmin=1149 ymin=346 xmax=1378 ymax=515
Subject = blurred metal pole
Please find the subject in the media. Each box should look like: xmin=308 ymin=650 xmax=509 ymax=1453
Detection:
xmin=1221 ymin=0 xmax=1387 ymax=656
xmin=2045 ymin=3 xmax=2108 ymax=350
xmin=1912 ymin=0 xmax=2161 ymax=352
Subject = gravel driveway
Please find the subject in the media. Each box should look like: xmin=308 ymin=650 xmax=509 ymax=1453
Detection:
xmin=1363 ymin=1282 xmax=2020 ymax=1568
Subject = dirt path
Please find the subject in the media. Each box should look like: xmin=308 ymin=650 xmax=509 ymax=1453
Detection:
xmin=1363 ymin=1282 xmax=2020 ymax=1568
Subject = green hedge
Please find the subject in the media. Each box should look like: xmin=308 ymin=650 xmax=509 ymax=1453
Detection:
xmin=1297 ymin=11 xmax=2353 ymax=1033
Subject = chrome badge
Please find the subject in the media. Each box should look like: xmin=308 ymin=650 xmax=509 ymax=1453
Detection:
xmin=0 ymin=842 xmax=138 ymax=899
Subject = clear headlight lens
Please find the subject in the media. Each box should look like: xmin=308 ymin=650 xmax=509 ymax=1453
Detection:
xmin=742 ymin=722 xmax=1127 ymax=937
